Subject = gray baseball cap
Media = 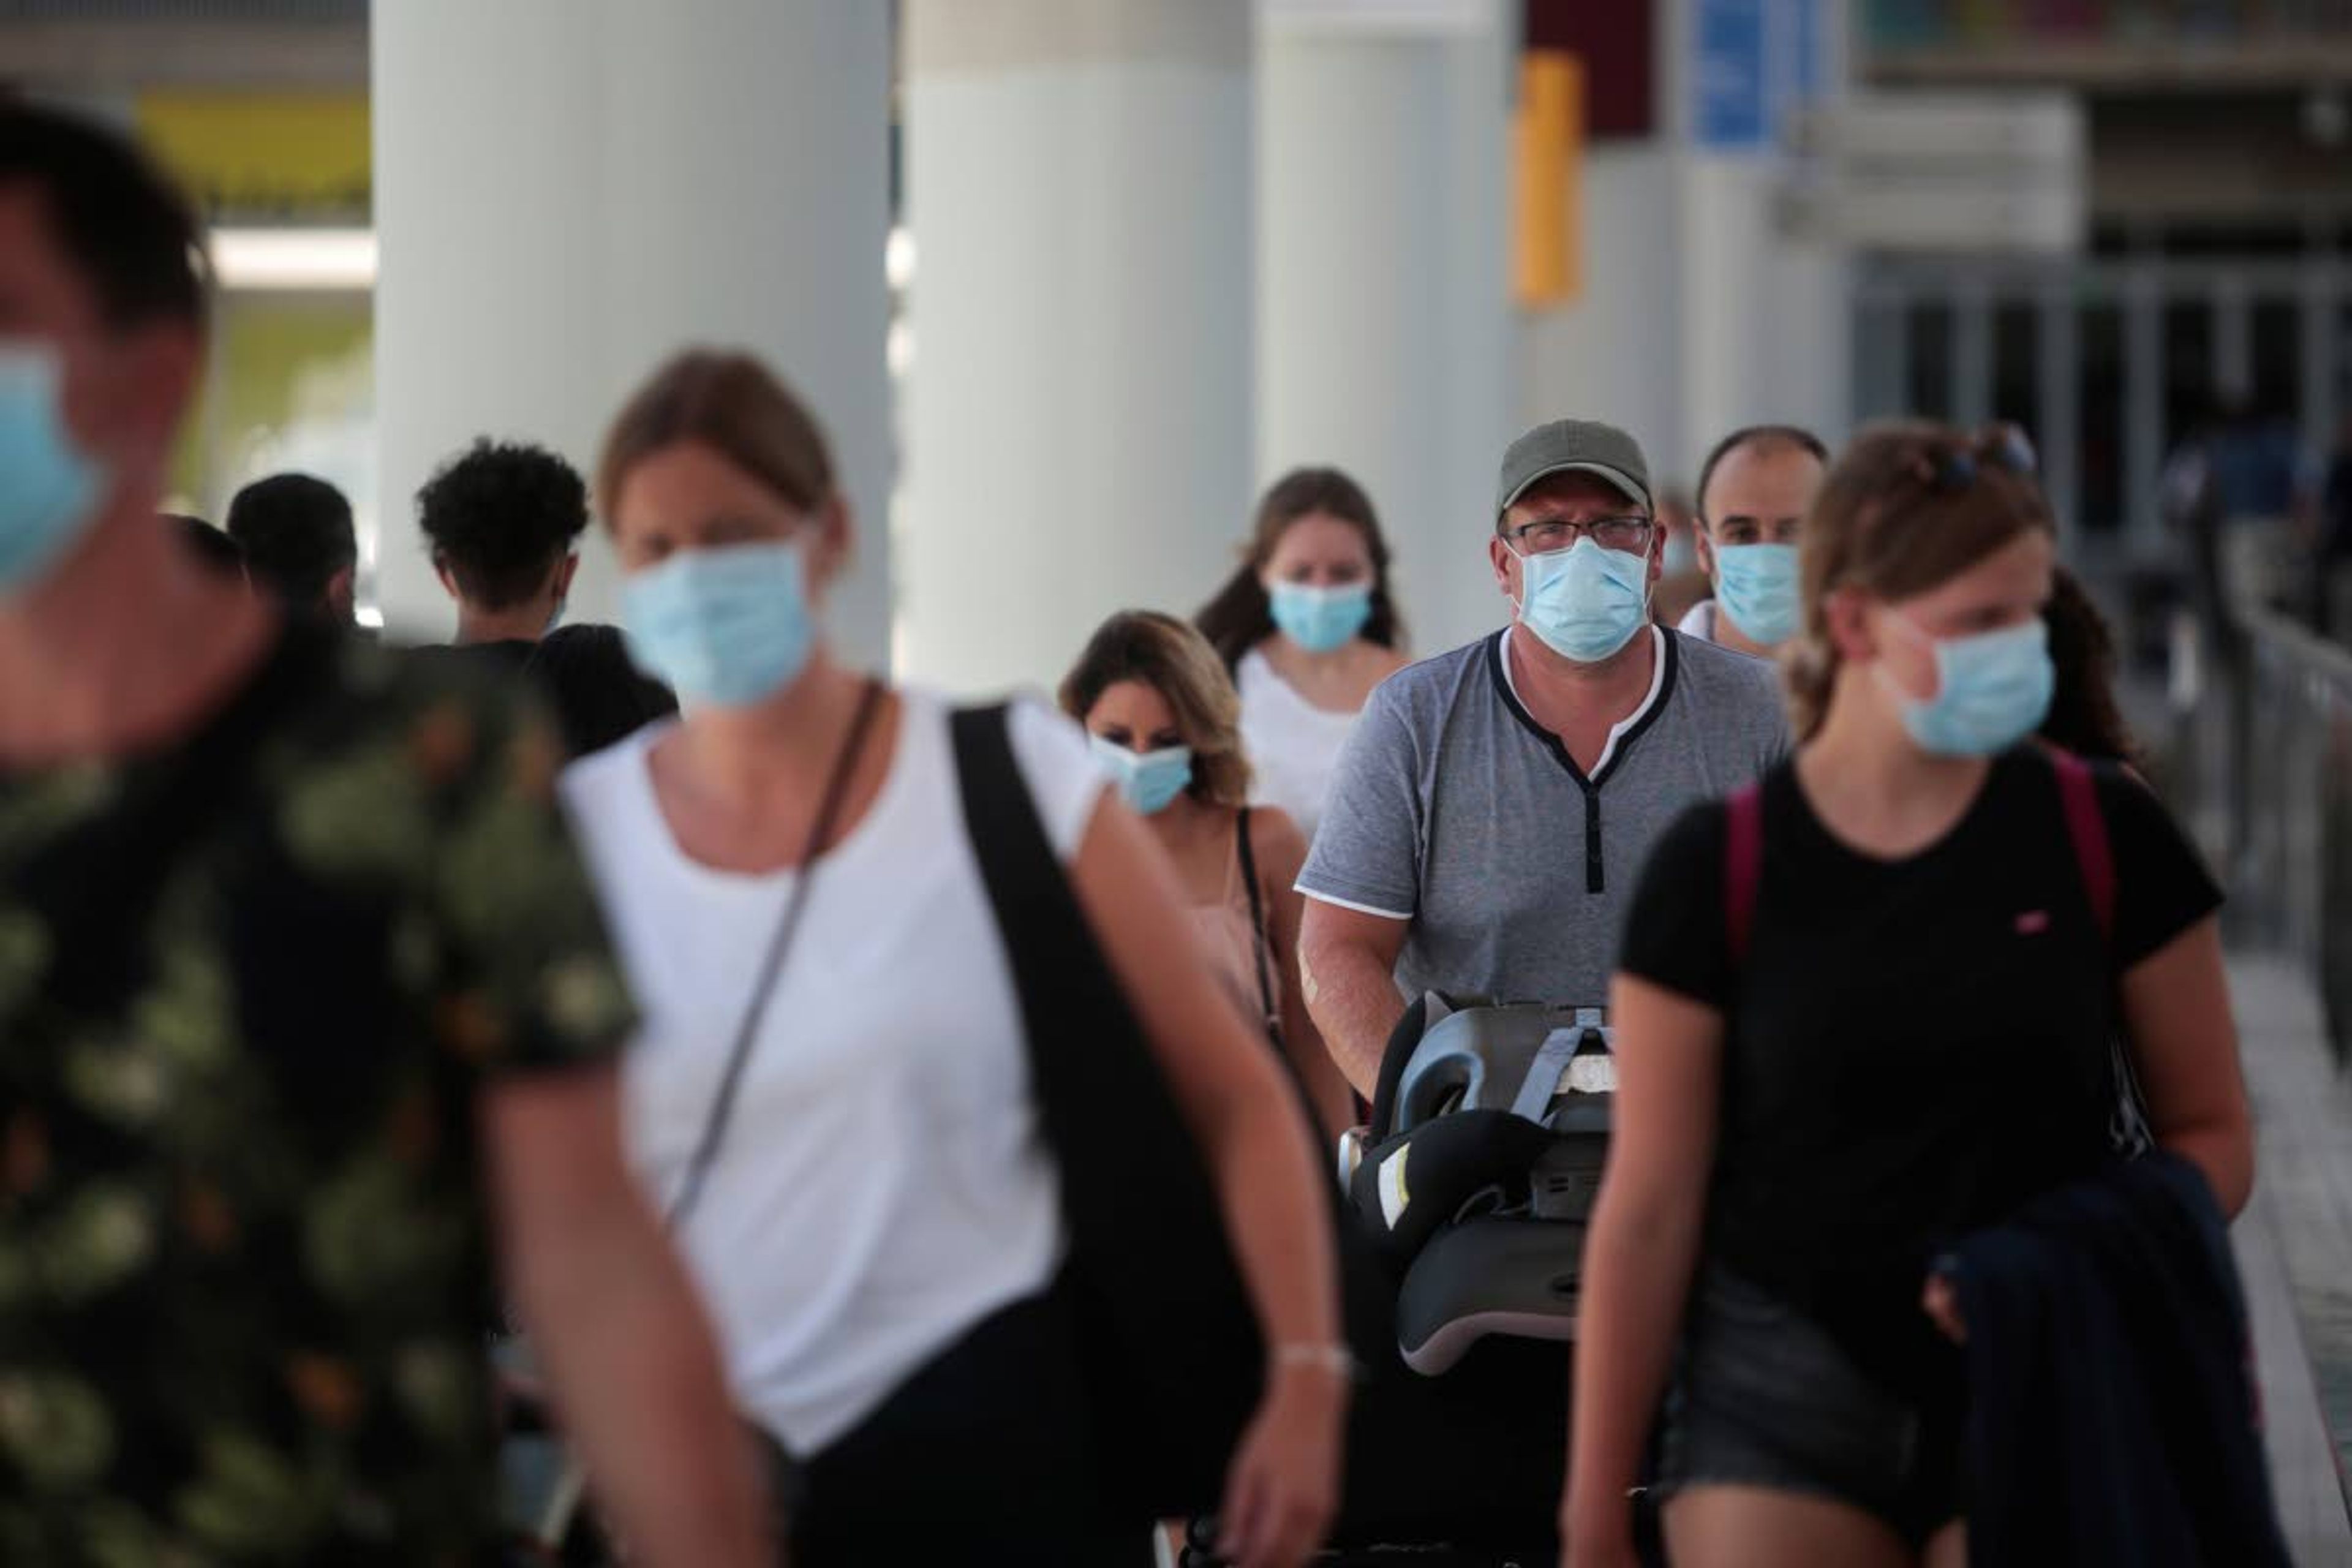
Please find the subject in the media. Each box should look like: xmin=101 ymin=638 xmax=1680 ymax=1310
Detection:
xmin=1494 ymin=419 xmax=1653 ymax=519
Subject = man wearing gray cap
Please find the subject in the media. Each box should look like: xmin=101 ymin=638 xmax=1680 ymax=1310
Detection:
xmin=1297 ymin=419 xmax=1789 ymax=1093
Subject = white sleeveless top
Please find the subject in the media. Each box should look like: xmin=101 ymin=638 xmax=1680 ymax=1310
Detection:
xmin=559 ymin=692 xmax=1101 ymax=1452
xmin=1237 ymin=647 xmax=1365 ymax=845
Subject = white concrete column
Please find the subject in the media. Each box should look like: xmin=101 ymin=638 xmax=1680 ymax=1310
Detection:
xmin=898 ymin=0 xmax=1255 ymax=695
xmin=1256 ymin=3 xmax=1513 ymax=657
xmin=372 ymin=0 xmax=892 ymax=665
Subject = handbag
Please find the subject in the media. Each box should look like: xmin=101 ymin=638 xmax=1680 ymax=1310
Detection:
xmin=502 ymin=678 xmax=886 ymax=1561
xmin=949 ymin=704 xmax=1265 ymax=1520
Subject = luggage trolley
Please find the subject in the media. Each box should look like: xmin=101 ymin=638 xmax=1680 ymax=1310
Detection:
xmin=1345 ymin=997 xmax=1615 ymax=1373
xmin=1186 ymin=995 xmax=1623 ymax=1568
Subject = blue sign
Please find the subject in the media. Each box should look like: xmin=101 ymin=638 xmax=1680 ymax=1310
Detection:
xmin=1693 ymin=0 xmax=1824 ymax=152
xmin=1693 ymin=0 xmax=1768 ymax=149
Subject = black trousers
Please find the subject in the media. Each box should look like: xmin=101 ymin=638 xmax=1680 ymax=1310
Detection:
xmin=788 ymin=1286 xmax=1150 ymax=1568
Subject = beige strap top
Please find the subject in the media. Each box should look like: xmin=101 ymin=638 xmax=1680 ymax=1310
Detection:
xmin=1186 ymin=812 xmax=1281 ymax=1036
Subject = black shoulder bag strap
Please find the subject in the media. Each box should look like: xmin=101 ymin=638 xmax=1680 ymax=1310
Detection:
xmin=668 ymin=677 xmax=884 ymax=1226
xmin=1233 ymin=807 xmax=1285 ymax=1047
xmin=948 ymin=703 xmax=1260 ymax=1520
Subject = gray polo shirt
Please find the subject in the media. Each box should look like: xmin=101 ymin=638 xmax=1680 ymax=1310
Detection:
xmin=1297 ymin=626 xmax=1788 ymax=1008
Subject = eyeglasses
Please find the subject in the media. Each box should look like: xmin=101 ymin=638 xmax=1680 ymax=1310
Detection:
xmin=1501 ymin=514 xmax=1655 ymax=555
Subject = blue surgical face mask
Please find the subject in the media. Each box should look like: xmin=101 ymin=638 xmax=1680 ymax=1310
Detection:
xmin=0 ymin=345 xmax=105 ymax=596
xmin=1514 ymin=536 xmax=1651 ymax=663
xmin=620 ymin=539 xmax=816 ymax=709
xmin=1088 ymin=735 xmax=1193 ymax=815
xmin=1267 ymin=580 xmax=1373 ymax=655
xmin=1713 ymin=542 xmax=1801 ymax=647
xmin=1877 ymin=614 xmax=2054 ymax=758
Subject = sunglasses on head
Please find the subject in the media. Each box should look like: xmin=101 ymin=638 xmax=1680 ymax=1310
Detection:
xmin=1904 ymin=422 xmax=2039 ymax=494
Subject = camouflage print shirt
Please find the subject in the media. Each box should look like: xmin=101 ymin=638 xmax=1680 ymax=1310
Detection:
xmin=0 ymin=623 xmax=635 ymax=1566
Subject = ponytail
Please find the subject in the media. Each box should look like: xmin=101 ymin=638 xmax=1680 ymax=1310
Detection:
xmin=1197 ymin=564 xmax=1276 ymax=671
xmin=1782 ymin=633 xmax=1837 ymax=742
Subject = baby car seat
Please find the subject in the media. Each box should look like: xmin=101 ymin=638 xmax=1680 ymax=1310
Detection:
xmin=1341 ymin=994 xmax=1615 ymax=1375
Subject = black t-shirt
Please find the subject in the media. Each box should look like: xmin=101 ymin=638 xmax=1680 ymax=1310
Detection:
xmin=1618 ymin=746 xmax=2222 ymax=1398
xmin=410 ymin=624 xmax=676 ymax=761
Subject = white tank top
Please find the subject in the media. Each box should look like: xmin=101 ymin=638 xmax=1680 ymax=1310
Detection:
xmin=559 ymin=692 xmax=1098 ymax=1453
xmin=1237 ymin=647 xmax=1365 ymax=845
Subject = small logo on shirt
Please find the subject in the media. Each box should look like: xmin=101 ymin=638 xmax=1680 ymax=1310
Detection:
xmin=2015 ymin=910 xmax=2051 ymax=935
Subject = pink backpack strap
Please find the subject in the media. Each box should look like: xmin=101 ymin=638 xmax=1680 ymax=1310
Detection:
xmin=1724 ymin=782 xmax=1765 ymax=967
xmin=2051 ymin=749 xmax=2115 ymax=945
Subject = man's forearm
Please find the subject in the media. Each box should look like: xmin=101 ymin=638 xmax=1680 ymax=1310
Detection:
xmin=518 ymin=1218 xmax=772 ymax=1566
xmin=1302 ymin=941 xmax=1409 ymax=1098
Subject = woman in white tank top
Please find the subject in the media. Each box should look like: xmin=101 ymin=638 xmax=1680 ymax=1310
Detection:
xmin=1197 ymin=470 xmax=1412 ymax=844
xmin=1062 ymin=611 xmax=1357 ymax=1141
xmin=565 ymin=351 xmax=1348 ymax=1567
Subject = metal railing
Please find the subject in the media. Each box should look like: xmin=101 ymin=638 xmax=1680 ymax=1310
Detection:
xmin=2237 ymin=606 xmax=2352 ymax=1067
xmin=2170 ymin=571 xmax=2352 ymax=1067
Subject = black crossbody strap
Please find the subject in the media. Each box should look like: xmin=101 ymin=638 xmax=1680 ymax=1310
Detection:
xmin=668 ymin=677 xmax=884 ymax=1227
xmin=946 ymin=703 xmax=1158 ymax=1246
xmin=1233 ymin=807 xmax=1283 ymax=1042
xmin=948 ymin=702 xmax=1263 ymax=1517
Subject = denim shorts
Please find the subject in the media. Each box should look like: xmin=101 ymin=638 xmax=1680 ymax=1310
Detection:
xmin=1653 ymin=1267 xmax=1963 ymax=1547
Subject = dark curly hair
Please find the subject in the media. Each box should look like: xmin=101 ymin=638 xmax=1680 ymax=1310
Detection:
xmin=416 ymin=439 xmax=590 ymax=611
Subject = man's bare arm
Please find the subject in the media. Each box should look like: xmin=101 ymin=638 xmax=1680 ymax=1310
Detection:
xmin=1297 ymin=897 xmax=1411 ymax=1099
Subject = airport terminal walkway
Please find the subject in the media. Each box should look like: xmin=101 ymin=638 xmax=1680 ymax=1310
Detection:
xmin=2230 ymin=955 xmax=2352 ymax=1564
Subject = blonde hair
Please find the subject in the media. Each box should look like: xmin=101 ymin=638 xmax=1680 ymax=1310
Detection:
xmin=1786 ymin=420 xmax=2055 ymax=740
xmin=1059 ymin=611 xmax=1253 ymax=809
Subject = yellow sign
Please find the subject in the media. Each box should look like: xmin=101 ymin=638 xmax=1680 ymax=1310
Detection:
xmin=136 ymin=92 xmax=370 ymax=219
xmin=1513 ymin=51 xmax=1583 ymax=308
